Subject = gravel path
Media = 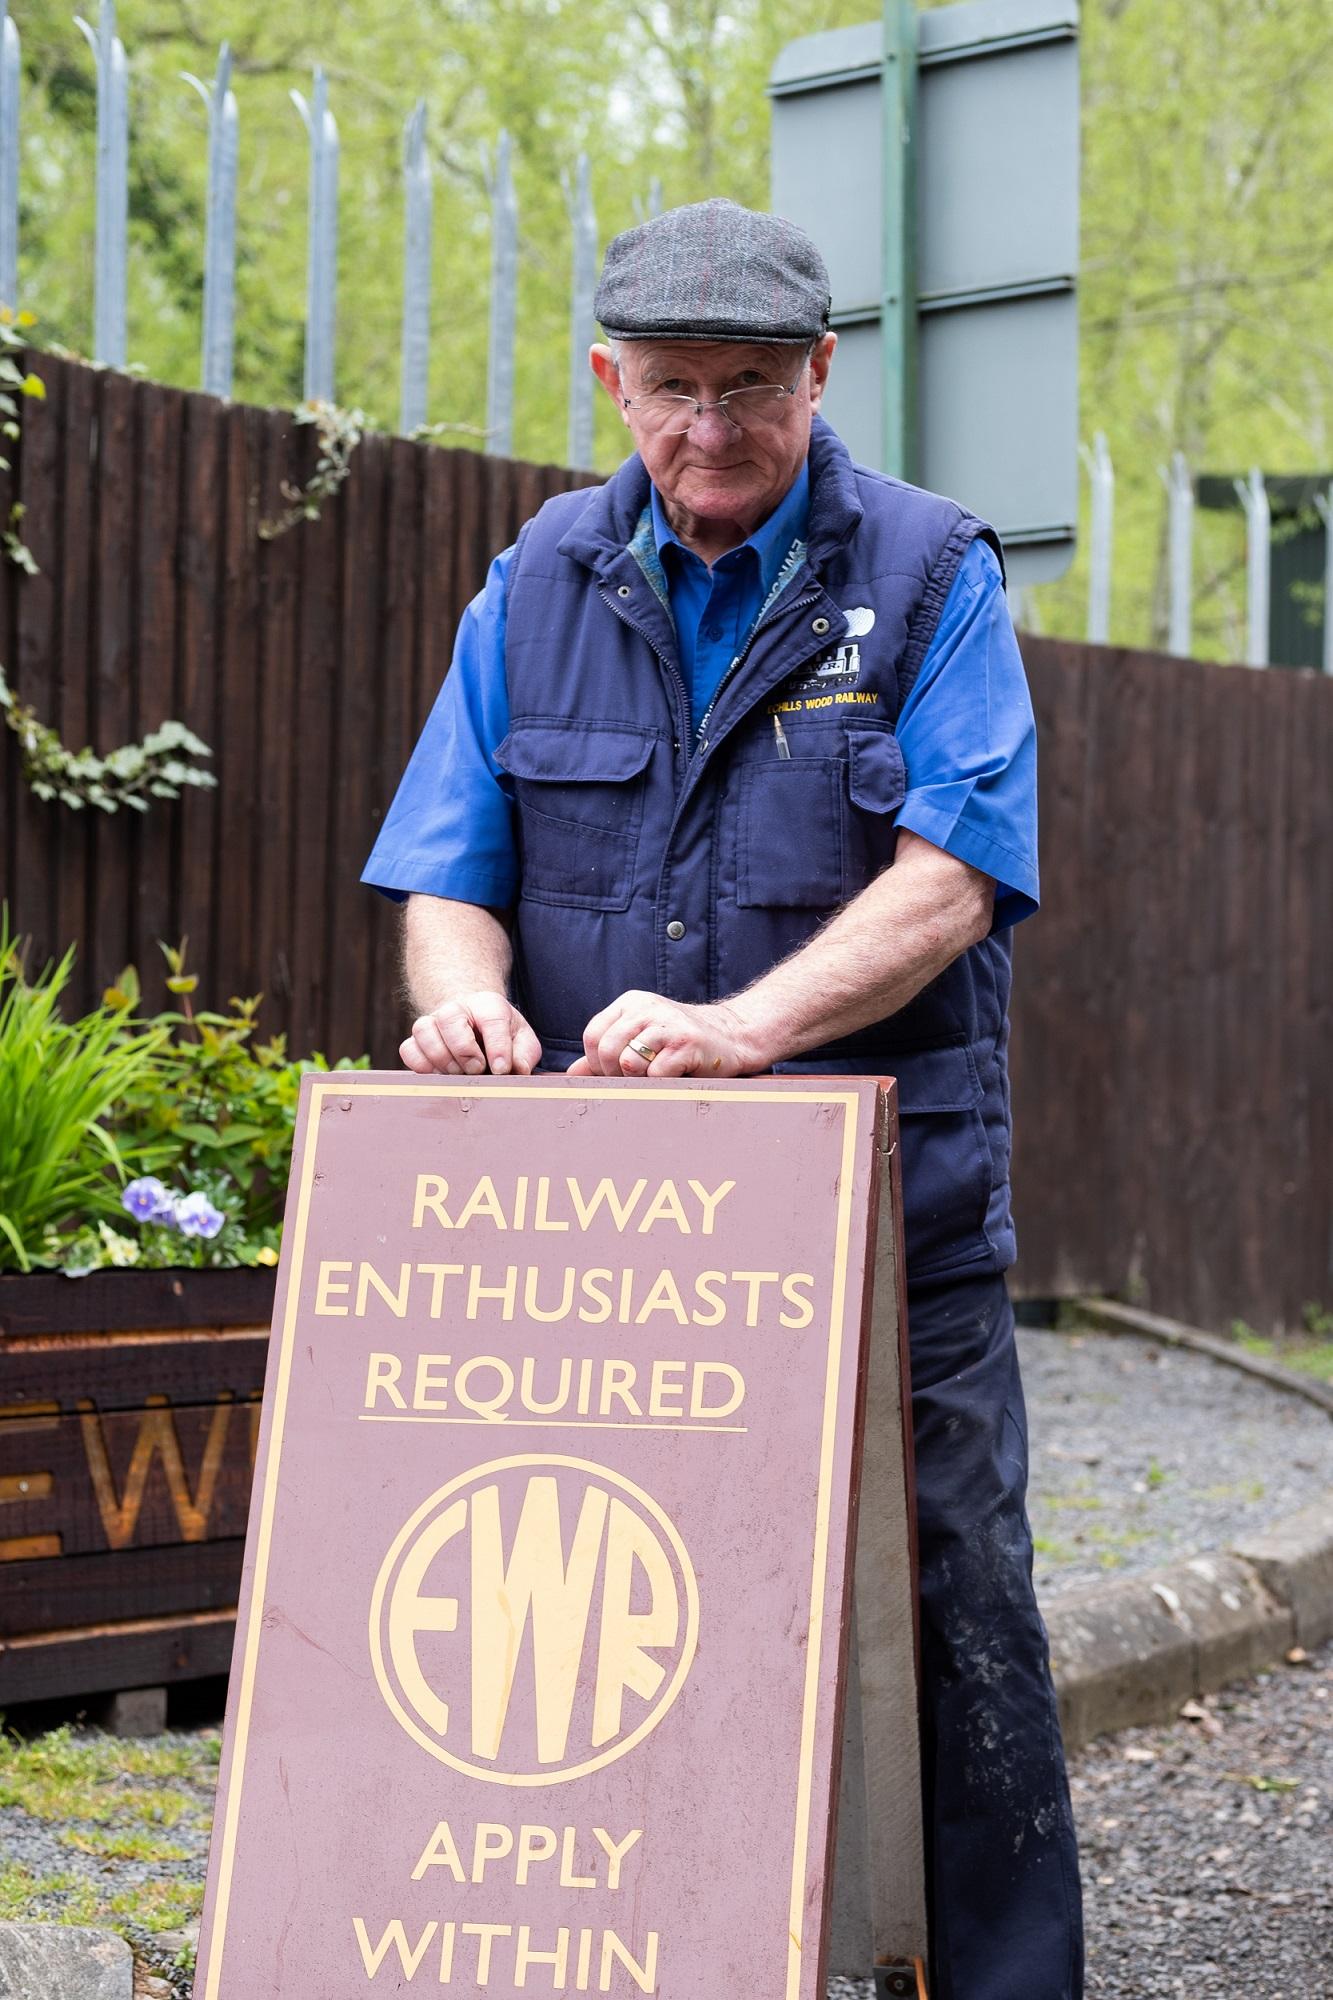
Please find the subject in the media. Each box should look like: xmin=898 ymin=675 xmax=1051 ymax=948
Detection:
xmin=1020 ymin=1325 xmax=1333 ymax=1597
xmin=10 ymin=1653 xmax=1329 ymax=1999
xmin=0 ymin=1728 xmax=215 ymax=1997
xmin=1071 ymin=1639 xmax=1333 ymax=1998
xmin=829 ymin=1637 xmax=1333 ymax=2000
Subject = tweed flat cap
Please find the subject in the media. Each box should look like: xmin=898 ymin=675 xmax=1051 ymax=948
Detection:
xmin=595 ymin=198 xmax=831 ymax=344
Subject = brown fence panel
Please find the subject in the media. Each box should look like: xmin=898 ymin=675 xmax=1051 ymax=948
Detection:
xmin=1010 ymin=638 xmax=1333 ymax=1333
xmin=0 ymin=356 xmax=596 ymax=1042
xmin=2 ymin=358 xmax=1330 ymax=1332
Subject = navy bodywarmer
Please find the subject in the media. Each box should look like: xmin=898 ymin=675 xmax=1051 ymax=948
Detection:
xmin=498 ymin=417 xmax=1018 ymax=1282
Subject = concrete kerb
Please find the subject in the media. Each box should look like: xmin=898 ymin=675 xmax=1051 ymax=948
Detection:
xmin=1040 ymin=1528 xmax=1312 ymax=1752
xmin=1232 ymin=1498 xmax=1333 ymax=1651
xmin=1047 ymin=1509 xmax=1333 ymax=1749
xmin=1040 ymin=1297 xmax=1333 ymax=1749
xmin=1074 ymin=1296 xmax=1333 ymax=1418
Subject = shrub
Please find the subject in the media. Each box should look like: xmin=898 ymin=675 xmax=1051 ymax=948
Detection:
xmin=0 ymin=925 xmax=169 ymax=1270
xmin=0 ymin=931 xmax=367 ymax=1274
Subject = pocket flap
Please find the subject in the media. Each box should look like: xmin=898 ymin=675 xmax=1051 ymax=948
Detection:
xmin=892 ymin=1042 xmax=983 ymax=1113
xmin=496 ymin=723 xmax=655 ymax=785
xmin=845 ymin=724 xmax=907 ymax=815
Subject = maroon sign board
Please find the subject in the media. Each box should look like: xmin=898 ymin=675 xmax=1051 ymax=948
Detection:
xmin=195 ymin=1073 xmax=923 ymax=1997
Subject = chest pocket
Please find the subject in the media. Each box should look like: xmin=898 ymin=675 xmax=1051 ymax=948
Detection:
xmin=737 ymin=719 xmax=907 ymax=909
xmin=496 ymin=722 xmax=655 ymax=910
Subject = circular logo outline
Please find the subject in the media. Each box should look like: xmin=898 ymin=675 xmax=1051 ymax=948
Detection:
xmin=368 ymin=1453 xmax=699 ymax=1787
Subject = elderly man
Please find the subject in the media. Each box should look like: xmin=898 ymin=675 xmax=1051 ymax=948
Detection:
xmin=363 ymin=198 xmax=1083 ymax=1998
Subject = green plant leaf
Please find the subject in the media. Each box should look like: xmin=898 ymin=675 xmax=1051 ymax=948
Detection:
xmin=0 ymin=1210 xmax=31 ymax=1271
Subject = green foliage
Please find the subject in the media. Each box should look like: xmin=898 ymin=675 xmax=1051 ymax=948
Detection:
xmin=6 ymin=2 xmax=1328 ymax=647
xmin=59 ymin=1824 xmax=191 ymax=1862
xmin=95 ymin=941 xmax=367 ymax=1272
xmin=1028 ymin=0 xmax=1333 ymax=653
xmin=1226 ymin=1322 xmax=1333 ymax=1384
xmin=0 ymin=1864 xmax=100 ymax=1926
xmin=2 ymin=503 xmax=40 ymax=575
xmin=0 ymin=312 xmax=46 ymax=573
xmin=0 ymin=930 xmax=366 ymax=1274
xmin=0 ymin=1721 xmax=216 ymax=1941
xmin=0 ymin=308 xmax=44 ymax=483
xmin=5 ymin=0 xmax=874 ymax=472
xmin=0 ymin=663 xmax=217 ymax=814
xmin=258 ymin=397 xmax=367 ymax=539
xmin=0 ymin=1721 xmax=212 ymax=1819
xmin=0 ymin=923 xmax=170 ymax=1270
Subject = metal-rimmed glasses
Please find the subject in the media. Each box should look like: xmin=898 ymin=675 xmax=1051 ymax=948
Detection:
xmin=620 ymin=348 xmax=813 ymax=435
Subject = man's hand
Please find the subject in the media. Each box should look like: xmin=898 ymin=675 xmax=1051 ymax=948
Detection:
xmin=400 ymin=991 xmax=542 ymax=1076
xmin=566 ymin=837 xmax=993 ymax=1080
xmin=568 ymin=991 xmax=764 ymax=1077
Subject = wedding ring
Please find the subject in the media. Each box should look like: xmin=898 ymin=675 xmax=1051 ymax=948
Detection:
xmin=626 ymin=1038 xmax=658 ymax=1063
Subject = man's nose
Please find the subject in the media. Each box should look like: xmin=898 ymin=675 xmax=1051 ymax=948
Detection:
xmin=687 ymin=403 xmax=739 ymax=446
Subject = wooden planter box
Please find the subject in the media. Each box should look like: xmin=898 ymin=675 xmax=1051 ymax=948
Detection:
xmin=0 ymin=1268 xmax=276 ymax=1704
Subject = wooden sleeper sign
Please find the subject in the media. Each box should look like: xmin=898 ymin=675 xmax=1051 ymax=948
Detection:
xmin=196 ymin=1072 xmax=914 ymax=1997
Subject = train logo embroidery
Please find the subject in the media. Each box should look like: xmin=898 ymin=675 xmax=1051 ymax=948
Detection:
xmin=789 ymin=641 xmax=863 ymax=696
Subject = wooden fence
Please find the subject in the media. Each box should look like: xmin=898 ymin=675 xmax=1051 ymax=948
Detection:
xmin=2 ymin=357 xmax=1329 ymax=1334
xmin=0 ymin=354 xmax=596 ymax=1065
xmin=1009 ymin=636 xmax=1332 ymax=1335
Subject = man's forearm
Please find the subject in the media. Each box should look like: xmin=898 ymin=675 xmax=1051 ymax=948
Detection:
xmin=403 ymin=894 xmax=513 ymax=1014
xmin=572 ymin=830 xmax=997 ymax=1079
xmin=728 ymin=830 xmax=995 ymax=1068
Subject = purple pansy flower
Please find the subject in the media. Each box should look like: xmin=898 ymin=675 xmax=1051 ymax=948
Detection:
xmin=174 ymin=1191 xmax=226 ymax=1240
xmin=122 ymin=1176 xmax=175 ymax=1224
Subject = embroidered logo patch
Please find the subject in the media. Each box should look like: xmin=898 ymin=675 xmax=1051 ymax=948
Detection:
xmin=788 ymin=642 xmax=862 ymax=695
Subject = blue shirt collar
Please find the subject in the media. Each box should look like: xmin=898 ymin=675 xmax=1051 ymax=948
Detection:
xmin=649 ymin=460 xmax=811 ymax=599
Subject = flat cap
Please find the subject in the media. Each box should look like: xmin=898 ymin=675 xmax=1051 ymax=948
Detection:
xmin=595 ymin=197 xmax=831 ymax=344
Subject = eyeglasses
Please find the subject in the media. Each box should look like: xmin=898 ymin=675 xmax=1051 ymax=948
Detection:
xmin=621 ymin=350 xmax=812 ymax=435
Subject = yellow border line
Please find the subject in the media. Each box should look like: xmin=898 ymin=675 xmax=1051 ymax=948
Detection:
xmin=785 ymin=1091 xmax=859 ymax=1998
xmin=202 ymin=1074 xmax=326 ymax=2000
xmin=203 ymin=1075 xmax=865 ymax=1998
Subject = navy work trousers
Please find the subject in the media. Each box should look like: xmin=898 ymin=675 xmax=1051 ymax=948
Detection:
xmin=906 ymin=1271 xmax=1084 ymax=2000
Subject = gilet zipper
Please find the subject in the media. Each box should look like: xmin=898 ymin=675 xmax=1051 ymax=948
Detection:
xmin=601 ymin=584 xmax=692 ymax=781
xmin=692 ymin=587 xmax=822 ymax=754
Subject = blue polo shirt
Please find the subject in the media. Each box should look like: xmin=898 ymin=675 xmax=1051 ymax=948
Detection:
xmin=363 ymin=477 xmax=1040 ymax=929
xmin=651 ymin=464 xmax=811 ymax=728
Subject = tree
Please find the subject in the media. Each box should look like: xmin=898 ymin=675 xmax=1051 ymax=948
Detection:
xmin=8 ymin=0 xmax=1330 ymax=655
xmin=1033 ymin=0 xmax=1333 ymax=653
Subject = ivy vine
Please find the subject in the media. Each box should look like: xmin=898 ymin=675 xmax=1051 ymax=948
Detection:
xmin=0 ymin=664 xmax=217 ymax=814
xmin=0 ymin=309 xmax=46 ymax=574
xmin=258 ymin=398 xmax=366 ymax=540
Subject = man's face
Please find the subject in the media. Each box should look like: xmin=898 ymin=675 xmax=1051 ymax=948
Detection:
xmin=591 ymin=334 xmax=836 ymax=535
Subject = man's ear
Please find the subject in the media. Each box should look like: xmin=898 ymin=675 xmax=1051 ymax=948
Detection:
xmin=807 ymin=332 xmax=837 ymax=413
xmin=590 ymin=344 xmax=631 ymax=428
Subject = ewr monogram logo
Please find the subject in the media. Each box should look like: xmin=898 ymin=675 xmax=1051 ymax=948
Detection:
xmin=369 ymin=1456 xmax=698 ymax=1786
